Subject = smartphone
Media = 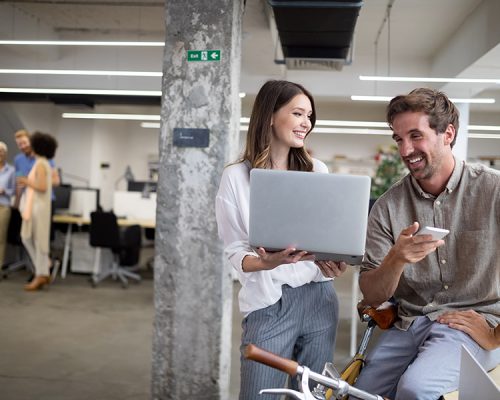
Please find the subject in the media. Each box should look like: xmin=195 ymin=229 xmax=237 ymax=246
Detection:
xmin=416 ymin=226 xmax=450 ymax=241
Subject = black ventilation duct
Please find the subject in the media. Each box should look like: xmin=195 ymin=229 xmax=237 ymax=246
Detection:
xmin=269 ymin=0 xmax=363 ymax=64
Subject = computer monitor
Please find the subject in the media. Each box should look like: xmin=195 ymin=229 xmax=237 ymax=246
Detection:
xmin=53 ymin=184 xmax=72 ymax=211
xmin=127 ymin=180 xmax=157 ymax=193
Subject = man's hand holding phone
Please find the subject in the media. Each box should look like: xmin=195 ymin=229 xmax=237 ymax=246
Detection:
xmin=415 ymin=226 xmax=450 ymax=241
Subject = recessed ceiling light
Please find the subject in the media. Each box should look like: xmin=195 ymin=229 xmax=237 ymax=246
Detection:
xmin=63 ymin=113 xmax=160 ymax=121
xmin=0 ymin=69 xmax=162 ymax=77
xmin=468 ymin=125 xmax=500 ymax=131
xmin=360 ymin=75 xmax=500 ymax=84
xmin=0 ymin=40 xmax=164 ymax=46
xmin=468 ymin=133 xmax=500 ymax=139
xmin=351 ymin=95 xmax=495 ymax=104
xmin=315 ymin=120 xmax=387 ymax=127
xmin=60 ymin=113 xmax=500 ymax=139
xmin=141 ymin=122 xmax=161 ymax=129
xmin=0 ymin=88 xmax=161 ymax=96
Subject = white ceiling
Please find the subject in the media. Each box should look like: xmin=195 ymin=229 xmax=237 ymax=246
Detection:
xmin=1 ymin=0 xmax=499 ymax=116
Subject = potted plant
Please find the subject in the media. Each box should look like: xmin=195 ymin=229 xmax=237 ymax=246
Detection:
xmin=371 ymin=145 xmax=407 ymax=204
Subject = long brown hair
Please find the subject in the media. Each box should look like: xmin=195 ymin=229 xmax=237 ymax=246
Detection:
xmin=241 ymin=80 xmax=315 ymax=171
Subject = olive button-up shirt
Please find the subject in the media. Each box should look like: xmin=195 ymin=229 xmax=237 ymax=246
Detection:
xmin=361 ymin=159 xmax=500 ymax=330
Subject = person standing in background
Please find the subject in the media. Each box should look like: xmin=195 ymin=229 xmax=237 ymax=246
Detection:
xmin=0 ymin=141 xmax=15 ymax=267
xmin=14 ymin=129 xmax=60 ymax=209
xmin=21 ymin=132 xmax=58 ymax=291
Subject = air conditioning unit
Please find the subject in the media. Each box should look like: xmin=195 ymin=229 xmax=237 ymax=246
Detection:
xmin=285 ymin=57 xmax=346 ymax=71
xmin=269 ymin=0 xmax=363 ymax=70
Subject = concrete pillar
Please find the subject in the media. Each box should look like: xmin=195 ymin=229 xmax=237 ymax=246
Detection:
xmin=453 ymin=103 xmax=469 ymax=161
xmin=152 ymin=1 xmax=243 ymax=399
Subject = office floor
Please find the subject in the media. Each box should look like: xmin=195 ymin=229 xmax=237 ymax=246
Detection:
xmin=0 ymin=266 xmax=365 ymax=400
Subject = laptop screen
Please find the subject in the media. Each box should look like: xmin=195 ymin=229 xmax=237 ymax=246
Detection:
xmin=249 ymin=169 xmax=371 ymax=263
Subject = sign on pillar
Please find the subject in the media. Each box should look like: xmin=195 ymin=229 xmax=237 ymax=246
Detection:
xmin=187 ymin=50 xmax=221 ymax=62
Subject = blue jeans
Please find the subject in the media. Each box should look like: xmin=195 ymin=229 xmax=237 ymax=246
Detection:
xmin=354 ymin=316 xmax=500 ymax=400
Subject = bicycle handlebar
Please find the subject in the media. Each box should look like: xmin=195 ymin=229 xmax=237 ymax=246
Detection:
xmin=244 ymin=343 xmax=299 ymax=377
xmin=243 ymin=344 xmax=386 ymax=400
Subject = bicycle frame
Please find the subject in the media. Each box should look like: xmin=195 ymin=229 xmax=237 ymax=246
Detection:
xmin=244 ymin=344 xmax=384 ymax=400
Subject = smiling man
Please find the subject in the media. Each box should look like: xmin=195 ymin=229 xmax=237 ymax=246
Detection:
xmin=354 ymin=88 xmax=500 ymax=400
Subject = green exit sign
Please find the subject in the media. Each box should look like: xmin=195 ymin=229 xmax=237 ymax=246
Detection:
xmin=187 ymin=50 xmax=221 ymax=62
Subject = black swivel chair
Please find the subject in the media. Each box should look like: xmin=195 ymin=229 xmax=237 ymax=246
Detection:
xmin=89 ymin=211 xmax=142 ymax=288
xmin=143 ymin=227 xmax=155 ymax=270
xmin=1 ymin=208 xmax=33 ymax=279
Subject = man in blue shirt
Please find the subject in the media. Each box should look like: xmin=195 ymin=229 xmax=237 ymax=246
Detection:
xmin=0 ymin=141 xmax=15 ymax=267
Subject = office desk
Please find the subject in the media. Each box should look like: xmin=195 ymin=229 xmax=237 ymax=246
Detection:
xmin=53 ymin=214 xmax=155 ymax=228
xmin=52 ymin=214 xmax=155 ymax=278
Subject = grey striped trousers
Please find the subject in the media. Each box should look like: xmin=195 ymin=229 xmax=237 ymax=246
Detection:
xmin=239 ymin=280 xmax=339 ymax=400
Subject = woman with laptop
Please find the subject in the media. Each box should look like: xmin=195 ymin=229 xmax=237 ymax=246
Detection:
xmin=216 ymin=80 xmax=347 ymax=399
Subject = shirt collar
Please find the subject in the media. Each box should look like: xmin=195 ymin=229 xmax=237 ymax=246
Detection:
xmin=410 ymin=156 xmax=463 ymax=198
xmin=0 ymin=163 xmax=12 ymax=173
xmin=445 ymin=156 xmax=464 ymax=193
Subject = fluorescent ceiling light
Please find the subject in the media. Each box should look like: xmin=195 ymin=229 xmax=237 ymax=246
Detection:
xmin=468 ymin=125 xmax=500 ymax=131
xmin=63 ymin=113 xmax=160 ymax=121
xmin=351 ymin=95 xmax=495 ymax=104
xmin=360 ymin=75 xmax=500 ymax=84
xmin=240 ymin=117 xmax=388 ymax=127
xmin=60 ymin=114 xmax=500 ymax=133
xmin=59 ymin=113 xmax=500 ymax=139
xmin=0 ymin=69 xmax=162 ymax=77
xmin=0 ymin=40 xmax=164 ymax=46
xmin=351 ymin=95 xmax=403 ymax=102
xmin=468 ymin=133 xmax=500 ymax=139
xmin=239 ymin=125 xmax=391 ymax=135
xmin=315 ymin=120 xmax=388 ymax=128
xmin=314 ymin=127 xmax=392 ymax=135
xmin=0 ymin=88 xmax=161 ymax=96
xmin=239 ymin=92 xmax=246 ymax=98
xmin=141 ymin=122 xmax=161 ymax=129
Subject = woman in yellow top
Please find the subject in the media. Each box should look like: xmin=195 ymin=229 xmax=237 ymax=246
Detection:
xmin=19 ymin=132 xmax=58 ymax=291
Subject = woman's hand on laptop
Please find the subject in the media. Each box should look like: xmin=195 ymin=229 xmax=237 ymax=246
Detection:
xmin=243 ymin=247 xmax=316 ymax=272
xmin=315 ymin=260 xmax=348 ymax=278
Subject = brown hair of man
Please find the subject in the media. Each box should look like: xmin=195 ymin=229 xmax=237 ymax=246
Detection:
xmin=242 ymin=80 xmax=315 ymax=171
xmin=386 ymin=88 xmax=459 ymax=148
xmin=15 ymin=129 xmax=30 ymax=140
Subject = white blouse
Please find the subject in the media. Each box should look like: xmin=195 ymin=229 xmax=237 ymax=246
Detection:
xmin=215 ymin=159 xmax=331 ymax=316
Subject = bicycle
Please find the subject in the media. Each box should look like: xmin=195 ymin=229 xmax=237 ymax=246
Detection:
xmin=244 ymin=343 xmax=387 ymax=400
xmin=339 ymin=301 xmax=397 ymax=388
xmin=243 ymin=301 xmax=396 ymax=400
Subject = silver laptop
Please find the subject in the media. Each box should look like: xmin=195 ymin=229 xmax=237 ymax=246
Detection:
xmin=249 ymin=169 xmax=371 ymax=263
xmin=458 ymin=345 xmax=499 ymax=400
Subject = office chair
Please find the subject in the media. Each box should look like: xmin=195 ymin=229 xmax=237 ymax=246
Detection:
xmin=89 ymin=211 xmax=142 ymax=288
xmin=143 ymin=227 xmax=155 ymax=270
xmin=1 ymin=208 xmax=33 ymax=279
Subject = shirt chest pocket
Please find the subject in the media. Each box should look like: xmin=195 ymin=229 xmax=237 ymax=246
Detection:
xmin=452 ymin=230 xmax=491 ymax=280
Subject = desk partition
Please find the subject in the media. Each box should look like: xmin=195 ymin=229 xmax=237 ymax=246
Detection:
xmin=66 ymin=187 xmax=100 ymax=219
xmin=113 ymin=191 xmax=156 ymax=221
